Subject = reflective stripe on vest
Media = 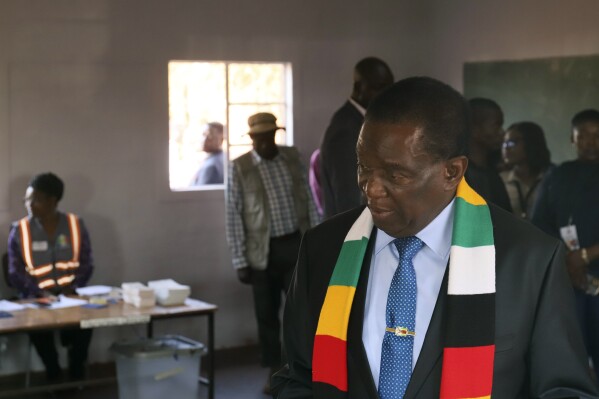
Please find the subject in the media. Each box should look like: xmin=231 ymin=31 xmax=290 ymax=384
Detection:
xmin=30 ymin=264 xmax=53 ymax=277
xmin=39 ymin=279 xmax=56 ymax=289
xmin=18 ymin=219 xmax=36 ymax=274
xmin=19 ymin=214 xmax=82 ymax=289
xmin=55 ymin=261 xmax=80 ymax=270
xmin=66 ymin=213 xmax=81 ymax=263
xmin=39 ymin=275 xmax=74 ymax=289
xmin=57 ymin=274 xmax=75 ymax=286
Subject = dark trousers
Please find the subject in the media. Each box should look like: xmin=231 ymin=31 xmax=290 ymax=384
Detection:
xmin=251 ymin=231 xmax=301 ymax=369
xmin=575 ymin=290 xmax=599 ymax=382
xmin=29 ymin=328 xmax=93 ymax=379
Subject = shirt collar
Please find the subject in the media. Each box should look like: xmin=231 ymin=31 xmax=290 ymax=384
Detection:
xmin=348 ymin=97 xmax=367 ymax=116
xmin=251 ymin=149 xmax=280 ymax=165
xmin=374 ymin=198 xmax=455 ymax=260
xmin=504 ymin=169 xmax=517 ymax=183
xmin=505 ymin=169 xmax=545 ymax=184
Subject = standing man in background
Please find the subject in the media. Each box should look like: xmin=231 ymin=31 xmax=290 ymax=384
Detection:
xmin=8 ymin=172 xmax=94 ymax=382
xmin=532 ymin=109 xmax=599 ymax=382
xmin=190 ymin=122 xmax=225 ymax=185
xmin=226 ymin=112 xmax=320 ymax=394
xmin=320 ymin=57 xmax=394 ymax=219
xmin=465 ymin=98 xmax=512 ymax=212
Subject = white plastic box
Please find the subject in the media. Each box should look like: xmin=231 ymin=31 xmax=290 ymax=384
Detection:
xmin=111 ymin=335 xmax=206 ymax=399
xmin=122 ymin=282 xmax=156 ymax=308
xmin=147 ymin=279 xmax=191 ymax=306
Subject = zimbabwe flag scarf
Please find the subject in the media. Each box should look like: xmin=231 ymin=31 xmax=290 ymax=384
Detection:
xmin=312 ymin=178 xmax=495 ymax=398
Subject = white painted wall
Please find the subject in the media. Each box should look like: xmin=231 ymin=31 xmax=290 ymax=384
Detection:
xmin=0 ymin=0 xmax=427 ymax=373
xmin=422 ymin=0 xmax=599 ymax=89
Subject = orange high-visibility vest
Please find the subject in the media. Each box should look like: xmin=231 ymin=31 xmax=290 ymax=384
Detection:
xmin=18 ymin=213 xmax=82 ymax=291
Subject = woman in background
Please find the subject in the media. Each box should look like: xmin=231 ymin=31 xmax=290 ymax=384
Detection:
xmin=500 ymin=121 xmax=552 ymax=219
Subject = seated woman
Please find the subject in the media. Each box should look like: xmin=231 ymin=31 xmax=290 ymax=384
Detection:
xmin=7 ymin=172 xmax=94 ymax=381
xmin=500 ymin=121 xmax=552 ymax=219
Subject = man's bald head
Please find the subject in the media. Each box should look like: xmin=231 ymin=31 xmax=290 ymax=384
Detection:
xmin=352 ymin=57 xmax=394 ymax=108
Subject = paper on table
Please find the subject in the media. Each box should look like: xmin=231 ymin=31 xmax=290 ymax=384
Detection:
xmin=49 ymin=295 xmax=88 ymax=309
xmin=22 ymin=295 xmax=88 ymax=310
xmin=76 ymin=285 xmax=113 ymax=296
xmin=0 ymin=300 xmax=26 ymax=312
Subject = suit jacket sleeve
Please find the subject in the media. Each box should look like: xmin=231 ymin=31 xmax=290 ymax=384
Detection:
xmin=529 ymin=242 xmax=598 ymax=398
xmin=321 ymin=131 xmax=361 ymax=217
xmin=320 ymin=105 xmax=364 ymax=218
xmin=273 ymin=232 xmax=314 ymax=398
xmin=531 ymin=170 xmax=559 ymax=238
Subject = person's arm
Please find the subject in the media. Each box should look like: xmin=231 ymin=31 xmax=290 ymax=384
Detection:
xmin=566 ymin=244 xmax=599 ymax=291
xmin=309 ymin=150 xmax=323 ymax=217
xmin=528 ymin=242 xmax=599 ymax=398
xmin=531 ymin=170 xmax=559 ymax=238
xmin=320 ymin=122 xmax=362 ymax=218
xmin=296 ymin=150 xmax=321 ymax=228
xmin=306 ymin=184 xmax=321 ymax=228
xmin=7 ymin=225 xmax=42 ymax=298
xmin=225 ymin=162 xmax=251 ymax=283
xmin=272 ymin=231 xmax=314 ymax=398
xmin=73 ymin=218 xmax=93 ymax=289
xmin=583 ymin=244 xmax=599 ymax=265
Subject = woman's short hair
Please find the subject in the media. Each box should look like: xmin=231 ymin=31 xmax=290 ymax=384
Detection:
xmin=29 ymin=172 xmax=64 ymax=201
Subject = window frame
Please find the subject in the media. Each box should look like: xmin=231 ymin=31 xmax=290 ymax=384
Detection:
xmin=166 ymin=60 xmax=294 ymax=195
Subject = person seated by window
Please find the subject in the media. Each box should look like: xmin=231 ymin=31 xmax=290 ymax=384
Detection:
xmin=7 ymin=172 xmax=94 ymax=381
xmin=500 ymin=121 xmax=552 ymax=219
xmin=190 ymin=122 xmax=225 ymax=185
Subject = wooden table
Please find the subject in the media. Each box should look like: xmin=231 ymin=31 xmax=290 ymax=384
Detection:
xmin=0 ymin=298 xmax=218 ymax=399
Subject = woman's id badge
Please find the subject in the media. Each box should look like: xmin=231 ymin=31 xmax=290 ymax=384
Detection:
xmin=560 ymin=224 xmax=580 ymax=250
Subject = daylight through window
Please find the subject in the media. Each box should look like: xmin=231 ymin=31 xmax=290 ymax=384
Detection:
xmin=168 ymin=61 xmax=293 ymax=191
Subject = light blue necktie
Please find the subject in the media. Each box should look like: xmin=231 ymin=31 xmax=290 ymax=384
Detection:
xmin=378 ymin=236 xmax=423 ymax=399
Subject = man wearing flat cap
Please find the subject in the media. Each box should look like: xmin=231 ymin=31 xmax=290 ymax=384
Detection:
xmin=226 ymin=112 xmax=320 ymax=393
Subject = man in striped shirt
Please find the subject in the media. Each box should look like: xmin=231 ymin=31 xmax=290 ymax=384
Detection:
xmin=226 ymin=112 xmax=319 ymax=393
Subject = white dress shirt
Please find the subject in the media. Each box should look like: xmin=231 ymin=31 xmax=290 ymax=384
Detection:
xmin=363 ymin=199 xmax=455 ymax=387
xmin=348 ymin=97 xmax=366 ymax=116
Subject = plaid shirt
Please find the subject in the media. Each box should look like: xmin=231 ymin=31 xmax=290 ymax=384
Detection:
xmin=227 ymin=149 xmax=320 ymax=269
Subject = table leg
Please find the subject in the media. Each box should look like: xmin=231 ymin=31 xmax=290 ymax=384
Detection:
xmin=147 ymin=321 xmax=153 ymax=338
xmin=208 ymin=312 xmax=215 ymax=399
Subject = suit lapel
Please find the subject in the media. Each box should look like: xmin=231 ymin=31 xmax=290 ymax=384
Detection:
xmin=404 ymin=267 xmax=449 ymax=398
xmin=347 ymin=228 xmax=379 ymax=399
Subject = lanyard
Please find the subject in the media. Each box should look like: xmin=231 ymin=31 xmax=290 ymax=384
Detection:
xmin=511 ymin=178 xmax=541 ymax=219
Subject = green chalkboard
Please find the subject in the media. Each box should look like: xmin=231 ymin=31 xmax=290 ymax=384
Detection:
xmin=464 ymin=54 xmax=599 ymax=163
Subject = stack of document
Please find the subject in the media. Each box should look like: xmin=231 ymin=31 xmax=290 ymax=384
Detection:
xmin=121 ymin=282 xmax=156 ymax=308
xmin=147 ymin=279 xmax=190 ymax=306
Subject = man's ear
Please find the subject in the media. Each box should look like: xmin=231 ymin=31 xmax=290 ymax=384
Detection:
xmin=444 ymin=156 xmax=468 ymax=191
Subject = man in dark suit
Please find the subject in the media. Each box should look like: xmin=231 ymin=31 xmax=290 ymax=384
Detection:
xmin=273 ymin=77 xmax=598 ymax=398
xmin=464 ymin=98 xmax=512 ymax=212
xmin=320 ymin=57 xmax=394 ymax=219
